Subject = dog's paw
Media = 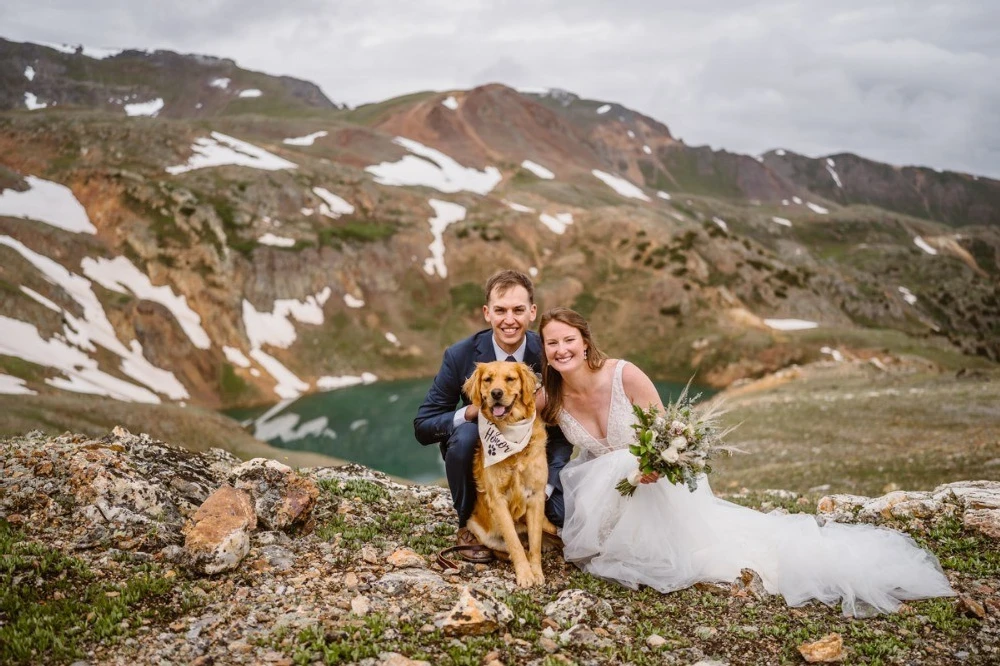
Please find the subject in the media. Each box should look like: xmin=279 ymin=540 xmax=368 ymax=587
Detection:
xmin=530 ymin=561 xmax=545 ymax=584
xmin=514 ymin=564 xmax=544 ymax=587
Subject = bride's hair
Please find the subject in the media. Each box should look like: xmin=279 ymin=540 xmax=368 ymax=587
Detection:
xmin=538 ymin=307 xmax=607 ymax=425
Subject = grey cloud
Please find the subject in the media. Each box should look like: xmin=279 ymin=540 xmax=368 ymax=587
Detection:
xmin=1 ymin=0 xmax=997 ymax=177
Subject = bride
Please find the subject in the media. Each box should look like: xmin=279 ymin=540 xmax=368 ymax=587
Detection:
xmin=538 ymin=307 xmax=954 ymax=616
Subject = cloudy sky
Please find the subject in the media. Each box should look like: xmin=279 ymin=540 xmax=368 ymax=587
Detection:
xmin=4 ymin=0 xmax=999 ymax=177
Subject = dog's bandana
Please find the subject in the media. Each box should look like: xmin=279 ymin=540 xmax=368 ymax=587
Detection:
xmin=478 ymin=412 xmax=535 ymax=467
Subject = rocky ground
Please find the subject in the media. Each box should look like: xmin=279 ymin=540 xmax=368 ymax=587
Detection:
xmin=2 ymin=428 xmax=999 ymax=665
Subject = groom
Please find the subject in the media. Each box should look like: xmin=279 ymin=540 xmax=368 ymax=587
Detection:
xmin=413 ymin=269 xmax=573 ymax=563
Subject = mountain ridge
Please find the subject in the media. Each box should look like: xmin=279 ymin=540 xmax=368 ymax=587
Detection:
xmin=0 ymin=36 xmax=997 ymax=412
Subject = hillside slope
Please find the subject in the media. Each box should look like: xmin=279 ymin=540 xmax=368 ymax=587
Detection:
xmin=0 ymin=38 xmax=997 ymax=412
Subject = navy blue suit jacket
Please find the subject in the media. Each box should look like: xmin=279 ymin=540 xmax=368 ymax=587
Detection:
xmin=413 ymin=329 xmax=573 ymax=492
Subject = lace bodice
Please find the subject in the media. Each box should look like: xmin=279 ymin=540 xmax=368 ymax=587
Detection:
xmin=558 ymin=360 xmax=638 ymax=457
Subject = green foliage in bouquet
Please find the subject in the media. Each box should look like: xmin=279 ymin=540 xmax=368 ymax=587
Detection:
xmin=615 ymin=386 xmax=739 ymax=497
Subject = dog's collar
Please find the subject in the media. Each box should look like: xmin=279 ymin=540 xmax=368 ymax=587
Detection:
xmin=478 ymin=412 xmax=535 ymax=467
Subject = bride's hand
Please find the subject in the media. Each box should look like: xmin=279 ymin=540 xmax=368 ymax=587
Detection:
xmin=640 ymin=472 xmax=660 ymax=484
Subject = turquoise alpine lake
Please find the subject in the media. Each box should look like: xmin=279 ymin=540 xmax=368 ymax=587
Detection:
xmin=225 ymin=378 xmax=714 ymax=483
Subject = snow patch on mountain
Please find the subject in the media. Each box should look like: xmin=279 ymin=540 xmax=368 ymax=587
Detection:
xmin=36 ymin=42 xmax=123 ymax=59
xmin=0 ymin=236 xmax=190 ymax=400
xmin=0 ymin=315 xmax=161 ymax=403
xmin=166 ymin=132 xmax=298 ymax=174
xmin=249 ymin=349 xmax=309 ymax=400
xmin=81 ymin=255 xmax=211 ymax=349
xmin=20 ymin=286 xmax=60 ymax=312
xmin=0 ymin=373 xmax=35 ymax=395
xmin=258 ymin=233 xmax=296 ymax=247
xmin=539 ymin=212 xmax=574 ymax=234
xmin=765 ymin=318 xmax=818 ymax=331
xmin=521 ymin=160 xmax=555 ymax=179
xmin=591 ymin=170 xmax=651 ymax=202
xmin=23 ymin=93 xmax=47 ymax=110
xmin=826 ymin=158 xmax=844 ymax=188
xmin=504 ymin=200 xmax=536 ymax=213
xmin=344 ymin=294 xmax=365 ymax=308
xmin=914 ymin=237 xmax=938 ymax=255
xmin=0 ymin=175 xmax=96 ymax=234
xmin=125 ymin=98 xmax=164 ymax=117
xmin=241 ymin=288 xmax=331 ymax=350
xmin=366 ymin=137 xmax=502 ymax=195
xmin=423 ymin=199 xmax=467 ymax=278
xmin=313 ymin=187 xmax=355 ymax=218
xmin=283 ymin=131 xmax=328 ymax=146
xmin=223 ymin=346 xmax=252 ymax=368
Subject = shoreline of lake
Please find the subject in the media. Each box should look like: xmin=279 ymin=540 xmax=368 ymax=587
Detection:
xmin=225 ymin=377 xmax=715 ymax=483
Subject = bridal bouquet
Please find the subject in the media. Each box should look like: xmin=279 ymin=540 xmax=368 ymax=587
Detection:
xmin=615 ymin=387 xmax=737 ymax=497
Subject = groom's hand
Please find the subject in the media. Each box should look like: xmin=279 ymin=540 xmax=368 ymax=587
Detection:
xmin=464 ymin=404 xmax=480 ymax=422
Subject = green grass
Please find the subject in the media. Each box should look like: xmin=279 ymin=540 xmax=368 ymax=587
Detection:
xmin=340 ymin=90 xmax=439 ymax=126
xmin=315 ymin=479 xmax=455 ymax=558
xmin=318 ymin=221 xmax=397 ymax=246
xmin=912 ymin=515 xmax=1000 ymax=577
xmin=0 ymin=355 xmax=49 ymax=382
xmin=657 ymin=150 xmax=744 ymax=199
xmin=219 ymin=362 xmax=255 ymax=404
xmin=449 ymin=282 xmax=484 ymax=313
xmin=0 ymin=520 xmax=181 ymax=664
xmin=571 ymin=292 xmax=599 ymax=318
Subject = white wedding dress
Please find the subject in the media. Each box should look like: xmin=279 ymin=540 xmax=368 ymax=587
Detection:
xmin=558 ymin=360 xmax=954 ymax=616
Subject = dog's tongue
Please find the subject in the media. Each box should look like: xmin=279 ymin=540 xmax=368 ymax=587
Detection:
xmin=492 ymin=405 xmax=507 ymax=417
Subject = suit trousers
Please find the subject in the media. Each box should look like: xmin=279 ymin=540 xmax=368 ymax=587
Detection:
xmin=441 ymin=422 xmax=565 ymax=529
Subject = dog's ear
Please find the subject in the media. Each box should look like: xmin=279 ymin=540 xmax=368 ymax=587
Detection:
xmin=463 ymin=363 xmax=486 ymax=407
xmin=516 ymin=362 xmax=539 ymax=405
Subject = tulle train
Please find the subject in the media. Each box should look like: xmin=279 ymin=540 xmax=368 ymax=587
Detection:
xmin=561 ymin=449 xmax=954 ymax=616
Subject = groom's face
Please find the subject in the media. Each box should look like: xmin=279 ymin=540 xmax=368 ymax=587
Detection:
xmin=484 ymin=285 xmax=536 ymax=354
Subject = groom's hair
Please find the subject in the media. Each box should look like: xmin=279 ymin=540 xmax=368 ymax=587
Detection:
xmin=484 ymin=269 xmax=534 ymax=305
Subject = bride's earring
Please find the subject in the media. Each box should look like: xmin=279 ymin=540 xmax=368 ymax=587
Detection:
xmin=584 ymin=348 xmax=589 ymax=360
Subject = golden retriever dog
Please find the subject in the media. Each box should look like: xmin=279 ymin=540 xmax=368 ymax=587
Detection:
xmin=462 ymin=360 xmax=556 ymax=587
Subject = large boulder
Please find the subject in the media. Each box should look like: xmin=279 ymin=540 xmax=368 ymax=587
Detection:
xmin=228 ymin=458 xmax=319 ymax=533
xmin=182 ymin=484 xmax=256 ymax=575
xmin=817 ymin=480 xmax=1000 ymax=539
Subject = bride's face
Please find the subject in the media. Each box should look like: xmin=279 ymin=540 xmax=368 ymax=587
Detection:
xmin=543 ymin=320 xmax=587 ymax=373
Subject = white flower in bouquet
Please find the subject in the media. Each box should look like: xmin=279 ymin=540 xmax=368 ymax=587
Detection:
xmin=614 ymin=381 xmax=742 ymax=497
